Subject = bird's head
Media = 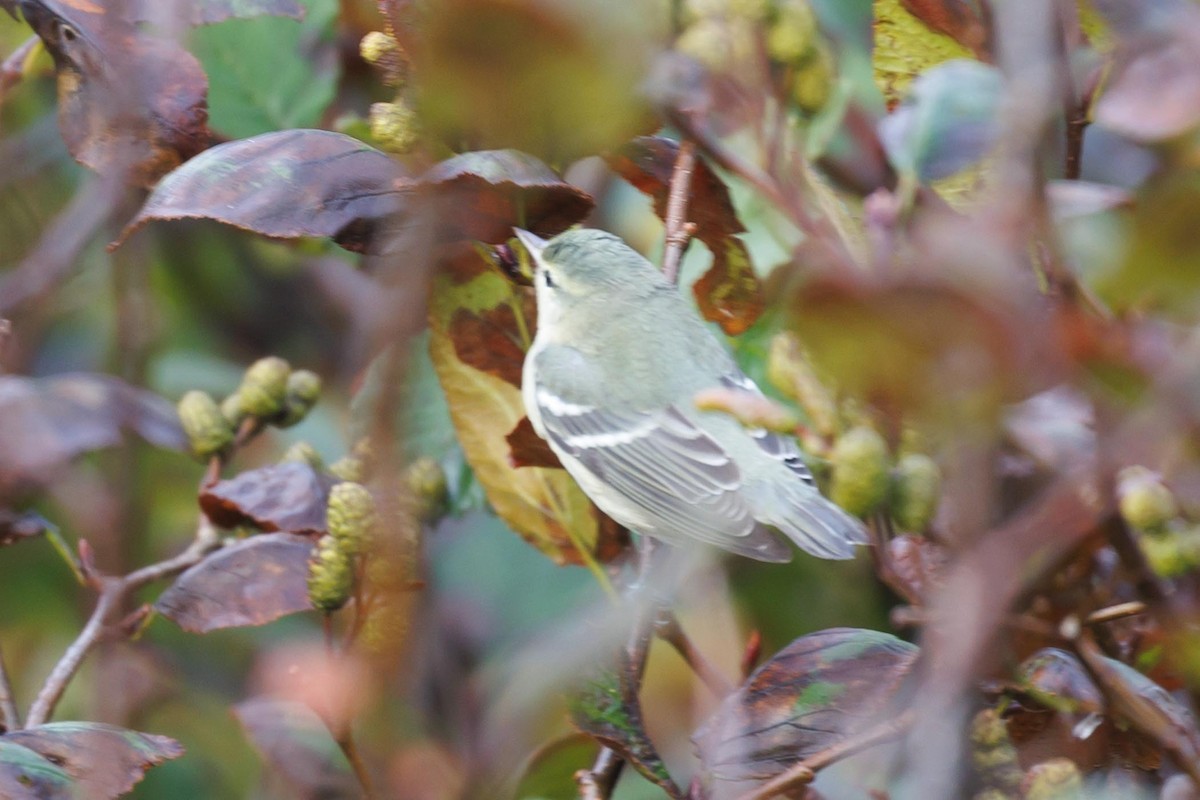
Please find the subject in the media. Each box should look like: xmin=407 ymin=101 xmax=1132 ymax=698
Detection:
xmin=515 ymin=227 xmax=661 ymax=304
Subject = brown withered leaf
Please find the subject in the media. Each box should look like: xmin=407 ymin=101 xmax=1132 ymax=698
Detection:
xmin=696 ymin=628 xmax=917 ymax=785
xmin=429 ymin=249 xmax=624 ymax=565
xmin=19 ymin=0 xmax=210 ymax=186
xmin=234 ymin=697 xmax=360 ymax=800
xmin=4 ymin=722 xmax=183 ymax=799
xmin=506 ymin=416 xmax=561 ymax=469
xmin=899 ymin=0 xmax=991 ymax=59
xmin=0 ymin=741 xmax=73 ymax=799
xmin=117 ymin=130 xmax=411 ymax=252
xmin=155 ymin=533 xmax=316 ymax=632
xmin=606 ymin=136 xmax=765 ymax=334
xmin=0 ymin=373 xmax=186 ymax=500
xmin=447 ymin=288 xmax=536 ymax=386
xmin=199 ymin=462 xmax=337 ymax=534
xmin=421 ymin=149 xmax=595 ymax=244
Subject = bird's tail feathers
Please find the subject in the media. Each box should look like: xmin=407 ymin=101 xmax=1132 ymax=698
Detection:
xmin=752 ymin=481 xmax=867 ymax=560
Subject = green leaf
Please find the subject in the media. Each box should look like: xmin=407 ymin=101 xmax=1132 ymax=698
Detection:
xmin=513 ymin=734 xmax=600 ymax=800
xmin=191 ymin=0 xmax=339 ymax=138
xmin=878 ymin=59 xmax=1002 ymax=182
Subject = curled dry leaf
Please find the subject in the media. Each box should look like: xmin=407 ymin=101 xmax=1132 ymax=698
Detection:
xmin=428 ymin=250 xmax=623 ymax=566
xmin=606 ymin=136 xmax=765 ymax=335
xmin=696 ymin=628 xmax=917 ymax=785
xmin=19 ymin=0 xmax=210 ymax=185
xmin=117 ymin=130 xmax=411 ymax=252
xmin=0 ymin=373 xmax=186 ymax=500
xmin=233 ymin=697 xmax=360 ymax=800
xmin=155 ymin=532 xmax=316 ymax=633
xmin=421 ymin=149 xmax=595 ymax=244
xmin=3 ymin=722 xmax=183 ymax=799
xmin=199 ymin=462 xmax=338 ymax=534
xmin=0 ymin=740 xmax=73 ymax=800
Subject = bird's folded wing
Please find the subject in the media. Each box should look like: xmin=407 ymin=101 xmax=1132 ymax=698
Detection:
xmin=533 ymin=387 xmax=768 ymax=550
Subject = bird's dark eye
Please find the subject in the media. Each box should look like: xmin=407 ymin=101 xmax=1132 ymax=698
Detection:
xmin=61 ymin=24 xmax=78 ymax=42
xmin=542 ymin=270 xmax=555 ymax=289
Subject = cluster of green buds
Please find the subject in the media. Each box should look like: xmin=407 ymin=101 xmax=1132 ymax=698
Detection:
xmin=766 ymin=333 xmax=942 ymax=530
xmin=308 ymin=481 xmax=380 ymax=612
xmin=360 ymin=29 xmax=420 ymax=154
xmin=1117 ymin=466 xmax=1200 ymax=577
xmin=969 ymin=709 xmax=1022 ymax=799
xmin=674 ymin=0 xmax=833 ymax=114
xmin=177 ymin=357 xmax=322 ymax=460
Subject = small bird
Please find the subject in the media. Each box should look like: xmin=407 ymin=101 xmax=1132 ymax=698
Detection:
xmin=516 ymin=227 xmax=866 ymax=563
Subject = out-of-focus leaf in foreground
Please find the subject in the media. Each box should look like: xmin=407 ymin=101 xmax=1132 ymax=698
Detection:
xmin=117 ymin=129 xmax=410 ymax=253
xmin=428 ymin=252 xmax=622 ymax=567
xmin=0 ymin=740 xmax=73 ymax=800
xmin=1093 ymin=19 xmax=1200 ymax=143
xmin=1092 ymin=169 xmax=1200 ymax=316
xmin=513 ymin=733 xmax=600 ymax=800
xmin=696 ymin=628 xmax=917 ymax=785
xmin=414 ymin=0 xmax=652 ymax=163
xmin=155 ymin=532 xmax=316 ymax=632
xmin=421 ymin=149 xmax=594 ymax=244
xmin=3 ymin=722 xmax=183 ymax=799
xmin=606 ymin=136 xmax=765 ymax=335
xmin=0 ymin=373 xmax=186 ymax=500
xmin=18 ymin=0 xmax=211 ymax=185
xmin=787 ymin=266 xmax=1048 ymax=425
xmin=199 ymin=462 xmax=337 ymax=534
xmin=878 ymin=59 xmax=1002 ymax=183
xmin=233 ymin=697 xmax=360 ymax=800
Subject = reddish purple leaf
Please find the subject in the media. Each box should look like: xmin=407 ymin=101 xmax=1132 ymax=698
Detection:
xmin=4 ymin=722 xmax=183 ymax=799
xmin=199 ymin=462 xmax=337 ymax=534
xmin=422 ymin=150 xmax=595 ymax=244
xmin=0 ymin=373 xmax=186 ymax=500
xmin=118 ymin=130 xmax=412 ymax=252
xmin=0 ymin=741 xmax=72 ymax=799
xmin=155 ymin=533 xmax=316 ymax=632
xmin=506 ymin=416 xmax=561 ymax=469
xmin=19 ymin=0 xmax=211 ymax=185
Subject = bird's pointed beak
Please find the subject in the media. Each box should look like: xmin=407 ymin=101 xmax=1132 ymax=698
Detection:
xmin=513 ymin=228 xmax=547 ymax=260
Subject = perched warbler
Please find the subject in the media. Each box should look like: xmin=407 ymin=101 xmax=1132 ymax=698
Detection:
xmin=516 ymin=227 xmax=866 ymax=562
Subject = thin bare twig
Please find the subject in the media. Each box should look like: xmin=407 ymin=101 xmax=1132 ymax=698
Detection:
xmin=655 ymin=611 xmax=733 ymax=697
xmin=25 ymin=518 xmax=221 ymax=727
xmin=577 ymin=748 xmax=624 ymax=800
xmin=1086 ymin=601 xmax=1147 ymax=626
xmin=0 ymin=645 xmax=19 ymax=731
xmin=661 ymin=139 xmax=698 ymax=284
xmin=734 ymin=709 xmax=915 ymax=800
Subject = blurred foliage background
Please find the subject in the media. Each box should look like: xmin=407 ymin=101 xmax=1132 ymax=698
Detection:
xmin=5 ymin=0 xmax=1200 ymax=798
